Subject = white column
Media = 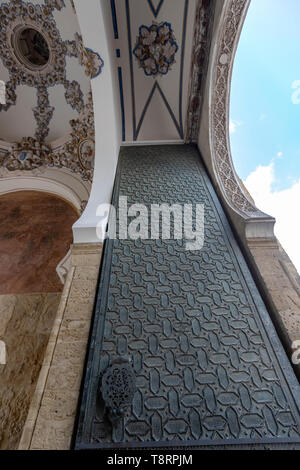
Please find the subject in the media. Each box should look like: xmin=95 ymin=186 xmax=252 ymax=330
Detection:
xmin=73 ymin=0 xmax=121 ymax=243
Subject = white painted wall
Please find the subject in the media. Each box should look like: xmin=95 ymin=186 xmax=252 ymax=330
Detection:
xmin=73 ymin=0 xmax=122 ymax=243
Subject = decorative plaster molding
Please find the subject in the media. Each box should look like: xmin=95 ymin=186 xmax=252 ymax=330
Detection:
xmin=65 ymin=33 xmax=104 ymax=79
xmin=64 ymin=80 xmax=84 ymax=113
xmin=84 ymin=48 xmax=104 ymax=79
xmin=133 ymin=22 xmax=178 ymax=77
xmin=0 ymin=92 xmax=95 ymax=182
xmin=0 ymin=2 xmax=68 ymax=103
xmin=209 ymin=0 xmax=272 ymax=220
xmin=34 ymin=86 xmax=54 ymax=141
xmin=0 ymin=1 xmax=102 ymax=142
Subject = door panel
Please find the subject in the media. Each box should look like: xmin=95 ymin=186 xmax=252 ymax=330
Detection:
xmin=75 ymin=145 xmax=300 ymax=449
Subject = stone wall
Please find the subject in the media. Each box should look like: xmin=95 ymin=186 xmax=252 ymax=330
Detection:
xmin=0 ymin=293 xmax=60 ymax=450
xmin=247 ymin=238 xmax=300 ymax=376
xmin=0 ymin=190 xmax=78 ymax=449
xmin=19 ymin=243 xmax=103 ymax=450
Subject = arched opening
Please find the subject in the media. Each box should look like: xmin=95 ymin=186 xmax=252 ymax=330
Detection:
xmin=0 ymin=190 xmax=78 ymax=449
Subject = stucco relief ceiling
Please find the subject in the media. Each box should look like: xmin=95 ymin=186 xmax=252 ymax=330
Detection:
xmin=0 ymin=0 xmax=102 ymax=145
xmin=0 ymin=90 xmax=95 ymax=182
xmin=0 ymin=0 xmax=215 ymax=186
xmin=112 ymin=0 xmax=214 ymax=142
xmin=0 ymin=0 xmax=103 ymax=190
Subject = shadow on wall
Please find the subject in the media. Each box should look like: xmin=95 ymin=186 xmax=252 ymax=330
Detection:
xmin=0 ymin=190 xmax=78 ymax=450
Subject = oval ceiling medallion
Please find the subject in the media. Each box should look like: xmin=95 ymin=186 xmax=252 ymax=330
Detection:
xmin=14 ymin=27 xmax=50 ymax=70
xmin=10 ymin=23 xmax=53 ymax=73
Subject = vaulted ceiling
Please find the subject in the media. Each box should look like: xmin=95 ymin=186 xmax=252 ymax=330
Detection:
xmin=0 ymin=0 xmax=215 ymax=153
xmin=111 ymin=0 xmax=214 ymax=142
xmin=0 ymin=0 xmax=102 ymax=145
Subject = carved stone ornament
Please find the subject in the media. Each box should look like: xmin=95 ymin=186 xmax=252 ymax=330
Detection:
xmin=185 ymin=0 xmax=215 ymax=142
xmin=99 ymin=358 xmax=136 ymax=426
xmin=210 ymin=0 xmax=266 ymax=218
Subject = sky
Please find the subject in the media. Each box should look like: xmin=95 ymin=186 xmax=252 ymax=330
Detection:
xmin=230 ymin=0 xmax=300 ymax=274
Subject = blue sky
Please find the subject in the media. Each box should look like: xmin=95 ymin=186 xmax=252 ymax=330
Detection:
xmin=230 ymin=0 xmax=300 ymax=273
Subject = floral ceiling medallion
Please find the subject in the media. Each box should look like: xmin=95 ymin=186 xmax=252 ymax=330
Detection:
xmin=133 ymin=22 xmax=178 ymax=77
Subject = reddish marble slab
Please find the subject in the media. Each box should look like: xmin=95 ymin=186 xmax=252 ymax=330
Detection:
xmin=0 ymin=191 xmax=78 ymax=294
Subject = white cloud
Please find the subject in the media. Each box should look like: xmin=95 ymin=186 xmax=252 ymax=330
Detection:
xmin=244 ymin=163 xmax=300 ymax=274
xmin=277 ymin=151 xmax=283 ymax=159
xmin=291 ymin=80 xmax=300 ymax=104
xmin=229 ymin=120 xmax=242 ymax=134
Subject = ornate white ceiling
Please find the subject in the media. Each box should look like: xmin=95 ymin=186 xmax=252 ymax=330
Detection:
xmin=0 ymin=0 xmax=102 ymax=144
xmin=0 ymin=0 xmax=215 ymax=180
xmin=111 ymin=0 xmax=213 ymax=142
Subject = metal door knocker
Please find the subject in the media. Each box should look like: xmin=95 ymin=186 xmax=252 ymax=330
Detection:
xmin=99 ymin=357 xmax=136 ymax=426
